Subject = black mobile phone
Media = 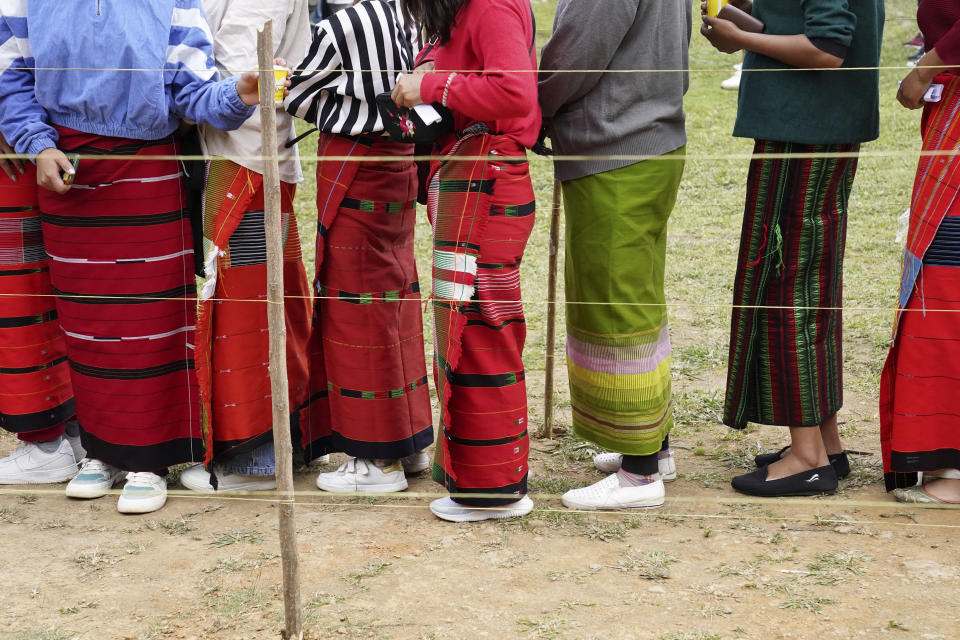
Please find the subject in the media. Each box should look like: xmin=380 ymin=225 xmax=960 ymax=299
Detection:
xmin=61 ymin=154 xmax=80 ymax=185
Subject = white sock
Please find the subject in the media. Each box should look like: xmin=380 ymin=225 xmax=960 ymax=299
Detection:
xmin=617 ymin=468 xmax=660 ymax=488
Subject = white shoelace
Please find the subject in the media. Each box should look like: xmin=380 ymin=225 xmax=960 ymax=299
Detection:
xmin=78 ymin=459 xmax=113 ymax=475
xmin=337 ymin=458 xmax=371 ymax=476
xmin=125 ymin=471 xmax=162 ymax=486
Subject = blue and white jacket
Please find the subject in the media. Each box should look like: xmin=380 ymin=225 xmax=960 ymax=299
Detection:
xmin=0 ymin=0 xmax=256 ymax=157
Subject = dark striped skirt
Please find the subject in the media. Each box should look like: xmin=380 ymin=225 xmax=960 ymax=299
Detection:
xmin=724 ymin=140 xmax=859 ymax=429
xmin=298 ymin=134 xmax=433 ymax=461
xmin=0 ymin=165 xmax=74 ymax=438
xmin=195 ymin=160 xmax=312 ymax=466
xmin=38 ymin=128 xmax=202 ymax=471
xmin=428 ymin=133 xmax=534 ymax=506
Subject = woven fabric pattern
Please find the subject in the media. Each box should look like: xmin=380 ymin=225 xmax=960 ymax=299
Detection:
xmin=428 ymin=133 xmax=534 ymax=507
xmin=724 ymin=139 xmax=859 ymax=429
xmin=562 ymin=150 xmax=684 ymax=456
xmin=0 ymin=165 xmax=74 ymax=436
xmin=881 ymin=75 xmax=960 ymax=490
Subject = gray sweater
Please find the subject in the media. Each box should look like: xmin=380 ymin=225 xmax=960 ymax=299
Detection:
xmin=538 ymin=0 xmax=691 ymax=182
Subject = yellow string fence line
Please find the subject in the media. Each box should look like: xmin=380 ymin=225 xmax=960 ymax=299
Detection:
xmin=17 ymin=64 xmax=960 ymax=74
xmin=2 ymin=487 xmax=959 ymax=524
xmin=0 ymin=291 xmax=939 ymax=314
xmin=1 ymin=149 xmax=957 ymax=163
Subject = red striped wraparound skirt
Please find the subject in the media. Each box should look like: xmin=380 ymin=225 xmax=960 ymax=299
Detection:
xmin=195 ymin=160 xmax=311 ymax=466
xmin=880 ymin=75 xmax=960 ymax=489
xmin=297 ymin=134 xmax=433 ymax=461
xmin=0 ymin=165 xmax=74 ymax=439
xmin=428 ymin=133 xmax=535 ymax=506
xmin=38 ymin=128 xmax=202 ymax=471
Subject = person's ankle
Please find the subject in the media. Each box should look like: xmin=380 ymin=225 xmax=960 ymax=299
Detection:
xmin=617 ymin=469 xmax=659 ymax=487
xmin=784 ymin=447 xmax=828 ymax=469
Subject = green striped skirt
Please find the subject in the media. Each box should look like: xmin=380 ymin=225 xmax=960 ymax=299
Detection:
xmin=563 ymin=150 xmax=685 ymax=456
xmin=723 ymin=140 xmax=859 ymax=428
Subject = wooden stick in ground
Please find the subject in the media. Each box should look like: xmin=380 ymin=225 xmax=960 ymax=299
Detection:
xmin=541 ymin=178 xmax=562 ymax=439
xmin=257 ymin=20 xmax=302 ymax=640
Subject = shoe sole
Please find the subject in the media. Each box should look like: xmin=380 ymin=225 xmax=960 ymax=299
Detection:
xmin=431 ymin=504 xmax=533 ymax=522
xmin=561 ymin=498 xmax=665 ymax=511
xmin=117 ymin=496 xmax=167 ymax=514
xmin=316 ymin=479 xmax=408 ymax=494
xmin=66 ymin=474 xmax=126 ymax=499
xmin=732 ymin=487 xmax=837 ymax=498
xmin=0 ymin=465 xmax=79 ymax=485
xmin=183 ymin=483 xmax=278 ymax=494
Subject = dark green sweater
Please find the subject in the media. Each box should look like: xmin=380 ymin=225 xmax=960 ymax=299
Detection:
xmin=733 ymin=0 xmax=884 ymax=144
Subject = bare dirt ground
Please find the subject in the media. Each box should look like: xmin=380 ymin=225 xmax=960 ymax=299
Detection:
xmin=3 ymin=384 xmax=959 ymax=640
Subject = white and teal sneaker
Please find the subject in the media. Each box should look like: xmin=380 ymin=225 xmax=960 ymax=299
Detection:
xmin=65 ymin=458 xmax=125 ymax=498
xmin=116 ymin=472 xmax=167 ymax=514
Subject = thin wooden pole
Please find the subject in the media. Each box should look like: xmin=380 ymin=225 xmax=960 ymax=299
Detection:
xmin=540 ymin=178 xmax=562 ymax=439
xmin=257 ymin=21 xmax=302 ymax=640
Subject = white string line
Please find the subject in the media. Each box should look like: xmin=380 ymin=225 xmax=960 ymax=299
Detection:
xmin=0 ymin=487 xmax=957 ymax=524
xmin=0 ymin=149 xmax=953 ymax=163
xmin=16 ymin=64 xmax=959 ymax=74
xmin=0 ymin=293 xmax=931 ymax=314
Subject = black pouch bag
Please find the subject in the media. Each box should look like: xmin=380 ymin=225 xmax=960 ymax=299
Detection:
xmin=375 ymin=93 xmax=454 ymax=144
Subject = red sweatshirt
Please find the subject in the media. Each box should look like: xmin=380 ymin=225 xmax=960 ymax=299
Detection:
xmin=419 ymin=0 xmax=541 ymax=148
xmin=918 ymin=0 xmax=960 ymax=68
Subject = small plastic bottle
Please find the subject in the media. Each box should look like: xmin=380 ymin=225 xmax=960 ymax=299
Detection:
xmin=706 ymin=0 xmax=728 ymax=17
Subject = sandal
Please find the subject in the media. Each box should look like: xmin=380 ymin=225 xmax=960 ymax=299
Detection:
xmin=893 ymin=486 xmax=960 ymax=505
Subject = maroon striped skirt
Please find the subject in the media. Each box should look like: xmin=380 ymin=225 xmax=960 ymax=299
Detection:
xmin=38 ymin=128 xmax=202 ymax=471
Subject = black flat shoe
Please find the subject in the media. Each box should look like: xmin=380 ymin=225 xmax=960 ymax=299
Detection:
xmin=754 ymin=448 xmax=851 ymax=479
xmin=732 ymin=464 xmax=838 ymax=497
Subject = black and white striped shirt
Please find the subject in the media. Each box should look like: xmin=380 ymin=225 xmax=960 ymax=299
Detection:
xmin=285 ymin=0 xmax=420 ymax=136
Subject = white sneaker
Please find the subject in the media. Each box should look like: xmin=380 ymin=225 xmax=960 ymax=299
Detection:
xmin=593 ymin=451 xmax=677 ymax=482
xmin=310 ymin=454 xmax=331 ymax=465
xmin=561 ymin=473 xmax=665 ymax=511
xmin=721 ymin=63 xmax=742 ymax=90
xmin=316 ymin=458 xmax=408 ymax=493
xmin=429 ymin=495 xmax=534 ymax=522
xmin=179 ymin=463 xmax=277 ymax=493
xmin=66 ymin=458 xmax=126 ymax=498
xmin=0 ymin=439 xmax=77 ymax=484
xmin=117 ymin=472 xmax=167 ymax=514
xmin=401 ymin=450 xmax=430 ymax=474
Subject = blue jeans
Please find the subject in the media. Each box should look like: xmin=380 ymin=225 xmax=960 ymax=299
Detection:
xmin=222 ymin=441 xmax=275 ymax=476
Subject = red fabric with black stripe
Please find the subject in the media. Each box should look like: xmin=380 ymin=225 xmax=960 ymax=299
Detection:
xmin=298 ymin=134 xmax=433 ymax=461
xmin=38 ymin=128 xmax=202 ymax=471
xmin=880 ymin=75 xmax=960 ymax=489
xmin=0 ymin=165 xmax=74 ymax=439
xmin=195 ymin=161 xmax=312 ymax=466
xmin=427 ymin=133 xmax=535 ymax=506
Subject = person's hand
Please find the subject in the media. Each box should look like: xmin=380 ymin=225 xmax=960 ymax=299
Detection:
xmin=391 ymin=72 xmax=425 ymax=108
xmin=36 ymin=147 xmax=73 ymax=194
xmin=235 ymin=57 xmax=293 ymax=107
xmin=0 ymin=133 xmax=25 ymax=182
xmin=701 ymin=15 xmax=746 ymax=54
xmin=415 ymin=61 xmax=435 ymax=73
xmin=897 ymin=70 xmax=929 ymax=110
